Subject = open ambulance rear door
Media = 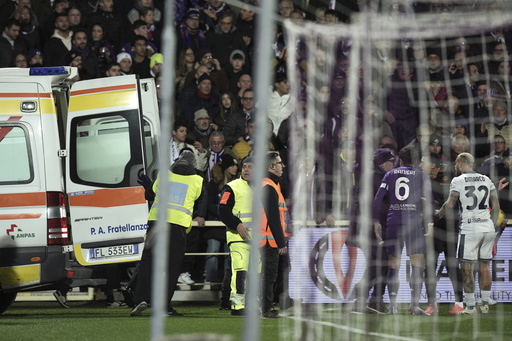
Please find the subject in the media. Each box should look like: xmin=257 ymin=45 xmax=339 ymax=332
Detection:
xmin=65 ymin=75 xmax=150 ymax=266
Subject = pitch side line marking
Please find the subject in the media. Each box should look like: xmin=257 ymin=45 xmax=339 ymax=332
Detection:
xmin=286 ymin=315 xmax=424 ymax=341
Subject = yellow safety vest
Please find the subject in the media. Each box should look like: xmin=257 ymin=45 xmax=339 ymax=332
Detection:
xmin=226 ymin=177 xmax=252 ymax=245
xmin=148 ymin=171 xmax=203 ymax=229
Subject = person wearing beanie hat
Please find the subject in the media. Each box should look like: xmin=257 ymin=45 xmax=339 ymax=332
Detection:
xmin=351 ymin=147 xmax=396 ymax=314
xmin=150 ymin=53 xmax=163 ymax=77
xmin=117 ymin=52 xmax=132 ymax=75
xmin=177 ymin=8 xmax=208 ymax=55
xmin=229 ymin=49 xmax=245 ymax=65
xmin=218 ymin=152 xmax=253 ymax=315
xmin=130 ymin=142 xmax=204 ymax=318
xmin=28 ymin=49 xmax=43 ymax=66
xmin=372 ymin=148 xmax=395 ymax=169
xmin=221 ymin=154 xmax=238 ymax=172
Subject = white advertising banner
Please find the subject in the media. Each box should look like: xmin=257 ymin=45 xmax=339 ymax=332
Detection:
xmin=289 ymin=227 xmax=512 ymax=303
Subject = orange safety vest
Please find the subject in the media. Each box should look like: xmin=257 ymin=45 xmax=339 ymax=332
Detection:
xmin=260 ymin=178 xmax=292 ymax=248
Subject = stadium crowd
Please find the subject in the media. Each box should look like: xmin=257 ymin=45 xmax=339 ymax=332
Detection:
xmin=2 ymin=0 xmax=511 ymax=314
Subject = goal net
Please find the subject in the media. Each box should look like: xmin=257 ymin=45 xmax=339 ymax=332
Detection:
xmin=282 ymin=1 xmax=512 ymax=339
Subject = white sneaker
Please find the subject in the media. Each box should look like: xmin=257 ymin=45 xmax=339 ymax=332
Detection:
xmin=460 ymin=307 xmax=477 ymax=315
xmin=487 ymin=298 xmax=497 ymax=306
xmin=178 ymin=272 xmax=195 ymax=285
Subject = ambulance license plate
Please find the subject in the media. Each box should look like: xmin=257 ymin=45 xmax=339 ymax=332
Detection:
xmin=90 ymin=244 xmax=139 ymax=259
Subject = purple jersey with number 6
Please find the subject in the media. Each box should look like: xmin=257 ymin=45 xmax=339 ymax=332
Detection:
xmin=373 ymin=165 xmax=434 ymax=227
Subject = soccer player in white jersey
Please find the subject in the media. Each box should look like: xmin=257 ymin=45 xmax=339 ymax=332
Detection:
xmin=436 ymin=153 xmax=500 ymax=315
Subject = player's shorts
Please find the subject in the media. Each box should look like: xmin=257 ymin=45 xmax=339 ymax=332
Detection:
xmin=386 ymin=224 xmax=426 ymax=257
xmin=457 ymin=231 xmax=494 ymax=262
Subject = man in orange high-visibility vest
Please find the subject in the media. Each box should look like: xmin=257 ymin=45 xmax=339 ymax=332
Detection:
xmin=260 ymin=151 xmax=291 ymax=318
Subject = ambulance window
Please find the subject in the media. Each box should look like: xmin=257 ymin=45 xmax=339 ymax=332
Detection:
xmin=70 ymin=110 xmax=143 ymax=187
xmin=0 ymin=125 xmax=33 ymax=184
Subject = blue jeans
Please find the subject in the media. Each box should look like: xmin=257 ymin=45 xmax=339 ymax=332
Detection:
xmin=205 ymin=239 xmax=229 ymax=282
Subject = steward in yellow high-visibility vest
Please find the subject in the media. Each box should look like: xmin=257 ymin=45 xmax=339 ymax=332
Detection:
xmin=130 ymin=149 xmax=203 ymax=317
xmin=259 ymin=151 xmax=290 ymax=318
xmin=218 ymin=156 xmax=254 ymax=316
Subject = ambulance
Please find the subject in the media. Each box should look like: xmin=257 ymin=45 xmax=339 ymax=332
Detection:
xmin=0 ymin=67 xmax=160 ymax=314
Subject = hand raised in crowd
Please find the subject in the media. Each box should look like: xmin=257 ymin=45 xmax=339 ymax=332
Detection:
xmin=193 ymin=140 xmax=204 ymax=153
xmin=212 ymin=58 xmax=221 ymax=70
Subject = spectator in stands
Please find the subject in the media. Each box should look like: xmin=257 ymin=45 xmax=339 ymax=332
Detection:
xmin=127 ymin=0 xmax=161 ymax=25
xmin=450 ymin=134 xmax=470 ymax=162
xmin=27 ymin=48 xmax=43 ymax=66
xmin=426 ymin=49 xmax=443 ymax=76
xmin=187 ymin=108 xmax=217 ymax=152
xmin=481 ymin=100 xmax=512 ymax=151
xmin=184 ymin=48 xmax=229 ymax=93
xmin=12 ymin=5 xmax=41 ymax=50
xmin=122 ymin=20 xmax=157 ymax=59
xmin=205 ymin=131 xmax=237 ymax=182
xmin=0 ymin=19 xmax=27 ymax=68
xmin=278 ymin=0 xmax=293 ymax=18
xmin=67 ymin=6 xmax=83 ymax=30
xmin=233 ymin=72 xmax=252 ymax=102
xmin=207 ymin=11 xmax=247 ymax=71
xmin=179 ymin=73 xmax=219 ymax=127
xmin=490 ymin=60 xmax=511 ymax=97
xmin=224 ymin=89 xmax=254 ymax=147
xmin=69 ymin=28 xmax=100 ymax=79
xmin=314 ymin=7 xmax=326 ymax=23
xmin=226 ymin=50 xmax=250 ymax=92
xmin=12 ymin=52 xmax=27 ymax=68
xmin=87 ymin=0 xmax=128 ymax=51
xmin=235 ymin=1 xmax=256 ymax=53
xmin=386 ymin=59 xmax=419 ymax=150
xmin=214 ymin=91 xmax=239 ymax=131
xmin=488 ymin=41 xmax=507 ymax=75
xmin=0 ymin=0 xmax=31 ymax=33
xmin=130 ymin=35 xmax=151 ymax=78
xmin=177 ymin=8 xmax=208 ymax=53
xmin=117 ymin=52 xmax=132 ymax=75
xmin=90 ymin=23 xmax=115 ymax=76
xmin=43 ymin=12 xmax=72 ymax=66
xmin=175 ymin=47 xmax=195 ymax=94
xmin=41 ymin=0 xmax=69 ymax=40
xmin=149 ymin=52 xmax=162 ymax=77
xmin=138 ymin=7 xmax=160 ymax=49
xmin=170 ymin=119 xmax=207 ymax=173
xmin=104 ymin=61 xmax=121 ymax=77
xmin=266 ymin=72 xmax=293 ymax=135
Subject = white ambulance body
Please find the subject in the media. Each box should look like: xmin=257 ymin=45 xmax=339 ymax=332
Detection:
xmin=0 ymin=67 xmax=160 ymax=313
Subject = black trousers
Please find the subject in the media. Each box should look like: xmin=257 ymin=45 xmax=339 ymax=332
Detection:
xmin=260 ymin=243 xmax=280 ymax=313
xmin=133 ymin=221 xmax=187 ymax=309
xmin=355 ymin=232 xmax=388 ymax=303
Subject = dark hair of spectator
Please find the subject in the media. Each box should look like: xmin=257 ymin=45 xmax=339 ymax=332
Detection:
xmin=131 ymin=34 xmax=147 ymax=46
xmin=324 ymin=9 xmax=338 ymax=18
xmin=4 ymin=18 xmax=21 ymax=29
xmin=133 ymin=20 xmax=147 ymax=30
xmin=174 ymin=119 xmax=188 ymax=131
xmin=139 ymin=7 xmax=154 ymax=18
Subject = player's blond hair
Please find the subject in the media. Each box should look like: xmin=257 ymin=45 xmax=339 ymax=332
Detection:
xmin=457 ymin=152 xmax=475 ymax=169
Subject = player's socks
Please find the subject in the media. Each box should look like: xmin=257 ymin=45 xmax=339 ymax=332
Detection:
xmin=465 ymin=292 xmax=476 ymax=308
xmin=410 ymin=266 xmax=423 ymax=307
xmin=387 ymin=268 xmax=399 ymax=307
xmin=481 ymin=290 xmax=491 ymax=305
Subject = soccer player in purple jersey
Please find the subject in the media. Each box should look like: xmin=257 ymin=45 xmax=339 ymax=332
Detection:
xmin=373 ymin=147 xmax=435 ymax=315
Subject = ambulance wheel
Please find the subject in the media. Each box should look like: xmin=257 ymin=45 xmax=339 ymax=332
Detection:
xmin=0 ymin=291 xmax=17 ymax=314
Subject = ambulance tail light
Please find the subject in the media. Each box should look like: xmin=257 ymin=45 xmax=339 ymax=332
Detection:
xmin=47 ymin=192 xmax=68 ymax=245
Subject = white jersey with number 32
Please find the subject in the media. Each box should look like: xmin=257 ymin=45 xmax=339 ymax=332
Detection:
xmin=450 ymin=172 xmax=496 ymax=233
